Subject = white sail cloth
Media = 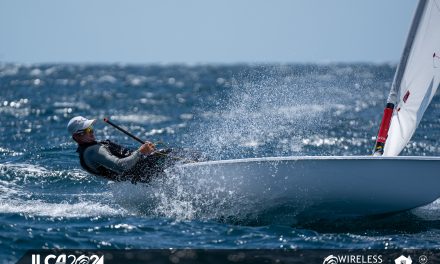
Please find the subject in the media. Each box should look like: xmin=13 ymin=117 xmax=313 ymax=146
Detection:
xmin=384 ymin=0 xmax=440 ymax=156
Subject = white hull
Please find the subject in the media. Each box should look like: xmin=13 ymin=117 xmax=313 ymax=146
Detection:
xmin=171 ymin=156 xmax=440 ymax=219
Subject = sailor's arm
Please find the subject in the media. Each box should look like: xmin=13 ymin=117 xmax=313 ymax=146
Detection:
xmin=95 ymin=147 xmax=142 ymax=173
xmin=89 ymin=142 xmax=156 ymax=174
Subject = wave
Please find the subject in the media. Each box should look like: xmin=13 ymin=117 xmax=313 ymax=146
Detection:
xmin=0 ymin=163 xmax=126 ymax=218
xmin=0 ymin=163 xmax=88 ymax=183
xmin=110 ymin=114 xmax=171 ymax=124
xmin=0 ymin=199 xmax=126 ymax=218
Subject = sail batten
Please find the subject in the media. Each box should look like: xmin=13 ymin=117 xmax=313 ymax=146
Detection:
xmin=381 ymin=0 xmax=440 ymax=156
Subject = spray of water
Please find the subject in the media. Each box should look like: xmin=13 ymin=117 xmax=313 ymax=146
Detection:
xmin=191 ymin=66 xmax=335 ymax=160
xmin=112 ymin=171 xmax=264 ymax=223
xmin=111 ymin=66 xmax=350 ymax=223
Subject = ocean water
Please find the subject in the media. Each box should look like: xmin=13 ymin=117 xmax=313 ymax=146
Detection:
xmin=1 ymin=63 xmax=440 ymax=263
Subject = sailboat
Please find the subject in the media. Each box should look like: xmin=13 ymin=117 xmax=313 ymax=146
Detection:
xmin=171 ymin=0 xmax=440 ymax=219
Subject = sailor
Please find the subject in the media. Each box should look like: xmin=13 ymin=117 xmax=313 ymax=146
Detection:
xmin=67 ymin=116 xmax=162 ymax=183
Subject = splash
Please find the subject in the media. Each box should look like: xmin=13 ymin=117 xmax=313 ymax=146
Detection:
xmin=191 ymin=66 xmax=338 ymax=160
xmin=110 ymin=65 xmax=373 ymax=223
xmin=110 ymin=170 xmax=250 ymax=222
xmin=110 ymin=162 xmax=306 ymax=225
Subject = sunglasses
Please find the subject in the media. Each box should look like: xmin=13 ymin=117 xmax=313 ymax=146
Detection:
xmin=75 ymin=126 xmax=94 ymax=135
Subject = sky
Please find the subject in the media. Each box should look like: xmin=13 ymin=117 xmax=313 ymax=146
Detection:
xmin=0 ymin=0 xmax=417 ymax=64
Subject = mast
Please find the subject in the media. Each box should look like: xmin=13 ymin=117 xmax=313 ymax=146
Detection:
xmin=372 ymin=0 xmax=428 ymax=155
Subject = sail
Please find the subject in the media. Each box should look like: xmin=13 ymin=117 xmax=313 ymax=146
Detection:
xmin=383 ymin=0 xmax=440 ymax=156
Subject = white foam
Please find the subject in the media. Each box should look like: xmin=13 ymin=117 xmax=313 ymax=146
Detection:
xmin=412 ymin=198 xmax=440 ymax=220
xmin=0 ymin=179 xmax=20 ymax=197
xmin=0 ymin=199 xmax=126 ymax=218
xmin=0 ymin=147 xmax=23 ymax=156
xmin=126 ymin=75 xmax=147 ymax=86
xmin=29 ymin=68 xmax=42 ymax=76
xmin=0 ymin=163 xmax=49 ymax=175
xmin=53 ymin=101 xmax=91 ymax=110
xmin=0 ymin=163 xmax=88 ymax=180
xmin=111 ymin=114 xmax=170 ymax=124
xmin=0 ymin=65 xmax=19 ymax=77
xmin=0 ymin=163 xmax=126 ymax=218
xmin=98 ymin=75 xmax=117 ymax=83
xmin=110 ymin=114 xmax=170 ymax=124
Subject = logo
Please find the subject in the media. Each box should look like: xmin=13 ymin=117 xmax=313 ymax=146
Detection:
xmin=324 ymin=255 xmax=339 ymax=264
xmin=323 ymin=254 xmax=383 ymax=264
xmin=418 ymin=255 xmax=427 ymax=264
xmin=395 ymin=255 xmax=412 ymax=264
xmin=32 ymin=254 xmax=104 ymax=264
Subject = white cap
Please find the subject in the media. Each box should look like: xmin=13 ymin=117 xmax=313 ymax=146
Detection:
xmin=67 ymin=116 xmax=96 ymax=135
